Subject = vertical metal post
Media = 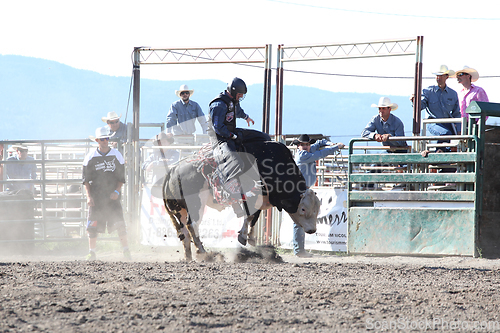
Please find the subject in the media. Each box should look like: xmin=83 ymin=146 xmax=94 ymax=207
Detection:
xmin=262 ymin=44 xmax=272 ymax=134
xmin=40 ymin=142 xmax=46 ymax=225
xmin=275 ymin=45 xmax=284 ymax=141
xmin=131 ymin=48 xmax=141 ymax=240
xmin=412 ymin=36 xmax=424 ymax=143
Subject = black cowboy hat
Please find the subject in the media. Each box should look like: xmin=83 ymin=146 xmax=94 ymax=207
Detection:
xmin=292 ymin=134 xmax=316 ymax=145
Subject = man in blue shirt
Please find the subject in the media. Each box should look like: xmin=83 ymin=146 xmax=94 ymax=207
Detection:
xmin=102 ymin=111 xmax=127 ymax=153
xmin=362 ymin=97 xmax=407 ymax=150
xmin=166 ymin=84 xmax=208 ymax=138
xmin=293 ymin=134 xmax=345 ymax=257
xmin=411 ymin=65 xmax=460 ymax=137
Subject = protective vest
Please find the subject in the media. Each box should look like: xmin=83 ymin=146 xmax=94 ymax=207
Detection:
xmin=210 ymin=93 xmax=237 ymax=135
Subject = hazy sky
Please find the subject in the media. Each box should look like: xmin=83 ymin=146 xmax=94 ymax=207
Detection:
xmin=2 ymin=0 xmax=499 ymax=100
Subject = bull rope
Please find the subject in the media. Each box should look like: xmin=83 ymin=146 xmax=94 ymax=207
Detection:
xmin=184 ymin=144 xmax=234 ymax=205
xmin=185 ymin=143 xmax=264 ymax=207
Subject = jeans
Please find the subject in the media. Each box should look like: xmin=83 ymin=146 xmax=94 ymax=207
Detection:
xmin=427 ymin=123 xmax=455 ymax=136
xmin=427 ymin=123 xmax=458 ymax=153
xmin=293 ymin=222 xmax=305 ymax=255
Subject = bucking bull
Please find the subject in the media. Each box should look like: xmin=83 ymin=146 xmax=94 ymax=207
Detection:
xmin=162 ymin=140 xmax=321 ymax=261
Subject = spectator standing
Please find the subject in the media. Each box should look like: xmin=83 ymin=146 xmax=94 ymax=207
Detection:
xmin=451 ymin=66 xmax=489 ymax=120
xmin=83 ymin=127 xmax=130 ymax=261
xmin=102 ymin=111 xmax=128 ymax=152
xmin=5 ymin=144 xmax=37 ymax=193
xmin=166 ymin=84 xmax=208 ymax=142
xmin=412 ymin=65 xmax=460 ymax=136
xmin=362 ymin=97 xmax=408 ymax=151
xmin=292 ymin=134 xmax=345 ymax=257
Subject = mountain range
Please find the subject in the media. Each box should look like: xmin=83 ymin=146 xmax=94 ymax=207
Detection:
xmin=0 ymin=55 xmax=415 ymax=143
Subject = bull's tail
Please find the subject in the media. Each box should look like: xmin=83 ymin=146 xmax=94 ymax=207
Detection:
xmin=162 ymin=165 xmax=188 ymax=243
xmin=162 ymin=165 xmax=172 ymax=202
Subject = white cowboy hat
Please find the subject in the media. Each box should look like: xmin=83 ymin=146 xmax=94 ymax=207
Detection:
xmin=371 ymin=97 xmax=398 ymax=111
xmin=11 ymin=144 xmax=29 ymax=151
xmin=451 ymin=66 xmax=479 ymax=82
xmin=101 ymin=111 xmax=122 ymax=123
xmin=89 ymin=126 xmax=116 ymax=141
xmin=432 ymin=65 xmax=455 ymax=76
xmin=175 ymin=84 xmax=194 ymax=98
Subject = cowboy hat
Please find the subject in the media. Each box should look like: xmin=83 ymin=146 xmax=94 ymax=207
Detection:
xmin=101 ymin=111 xmax=122 ymax=123
xmin=452 ymin=66 xmax=479 ymax=82
xmin=155 ymin=132 xmax=175 ymax=145
xmin=371 ymin=97 xmax=398 ymax=111
xmin=292 ymin=134 xmax=316 ymax=145
xmin=11 ymin=144 xmax=28 ymax=151
xmin=89 ymin=126 xmax=116 ymax=141
xmin=175 ymin=84 xmax=194 ymax=98
xmin=432 ymin=65 xmax=455 ymax=76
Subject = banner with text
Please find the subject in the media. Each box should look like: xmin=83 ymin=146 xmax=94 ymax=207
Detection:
xmin=140 ymin=186 xmax=347 ymax=252
xmin=279 ymin=188 xmax=347 ymax=252
xmin=140 ymin=186 xmax=244 ymax=249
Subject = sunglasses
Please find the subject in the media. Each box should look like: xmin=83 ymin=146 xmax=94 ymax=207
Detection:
xmin=99 ymin=137 xmax=110 ymax=141
xmin=180 ymin=91 xmax=190 ymax=95
xmin=108 ymin=120 xmax=119 ymax=124
xmin=457 ymin=73 xmax=470 ymax=77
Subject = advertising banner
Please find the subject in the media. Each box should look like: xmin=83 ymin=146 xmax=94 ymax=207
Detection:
xmin=140 ymin=186 xmax=244 ymax=248
xmin=140 ymin=186 xmax=347 ymax=252
xmin=279 ymin=188 xmax=347 ymax=252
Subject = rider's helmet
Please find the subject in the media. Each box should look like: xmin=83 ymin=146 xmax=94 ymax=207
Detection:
xmin=227 ymin=77 xmax=247 ymax=101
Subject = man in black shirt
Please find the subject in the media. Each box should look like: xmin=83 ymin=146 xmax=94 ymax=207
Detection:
xmin=83 ymin=127 xmax=130 ymax=261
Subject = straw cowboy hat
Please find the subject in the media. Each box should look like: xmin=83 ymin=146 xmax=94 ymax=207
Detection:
xmin=452 ymin=66 xmax=479 ymax=82
xmin=371 ymin=97 xmax=398 ymax=111
xmin=175 ymin=84 xmax=194 ymax=98
xmin=101 ymin=111 xmax=122 ymax=123
xmin=292 ymin=134 xmax=316 ymax=146
xmin=432 ymin=65 xmax=455 ymax=76
xmin=89 ymin=127 xmax=115 ymax=141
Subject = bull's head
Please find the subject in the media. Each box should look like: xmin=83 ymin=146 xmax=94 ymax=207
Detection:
xmin=287 ymin=189 xmax=320 ymax=234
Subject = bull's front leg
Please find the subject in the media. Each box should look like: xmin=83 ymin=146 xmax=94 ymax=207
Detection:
xmin=246 ymin=211 xmax=261 ymax=246
xmin=247 ymin=221 xmax=257 ymax=247
xmin=238 ymin=215 xmax=252 ymax=246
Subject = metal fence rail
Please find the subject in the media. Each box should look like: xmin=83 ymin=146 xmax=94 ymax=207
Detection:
xmin=347 ymin=134 xmax=479 ymax=256
xmin=1 ymin=140 xmax=98 ymax=245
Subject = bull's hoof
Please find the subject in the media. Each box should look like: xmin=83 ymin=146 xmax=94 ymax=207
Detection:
xmin=238 ymin=233 xmax=247 ymax=246
xmin=247 ymin=237 xmax=256 ymax=247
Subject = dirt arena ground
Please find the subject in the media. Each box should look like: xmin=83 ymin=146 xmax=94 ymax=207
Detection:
xmin=1 ymin=245 xmax=500 ymax=332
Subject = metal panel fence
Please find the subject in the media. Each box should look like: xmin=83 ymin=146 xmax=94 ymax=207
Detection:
xmin=0 ymin=140 xmax=95 ymax=247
